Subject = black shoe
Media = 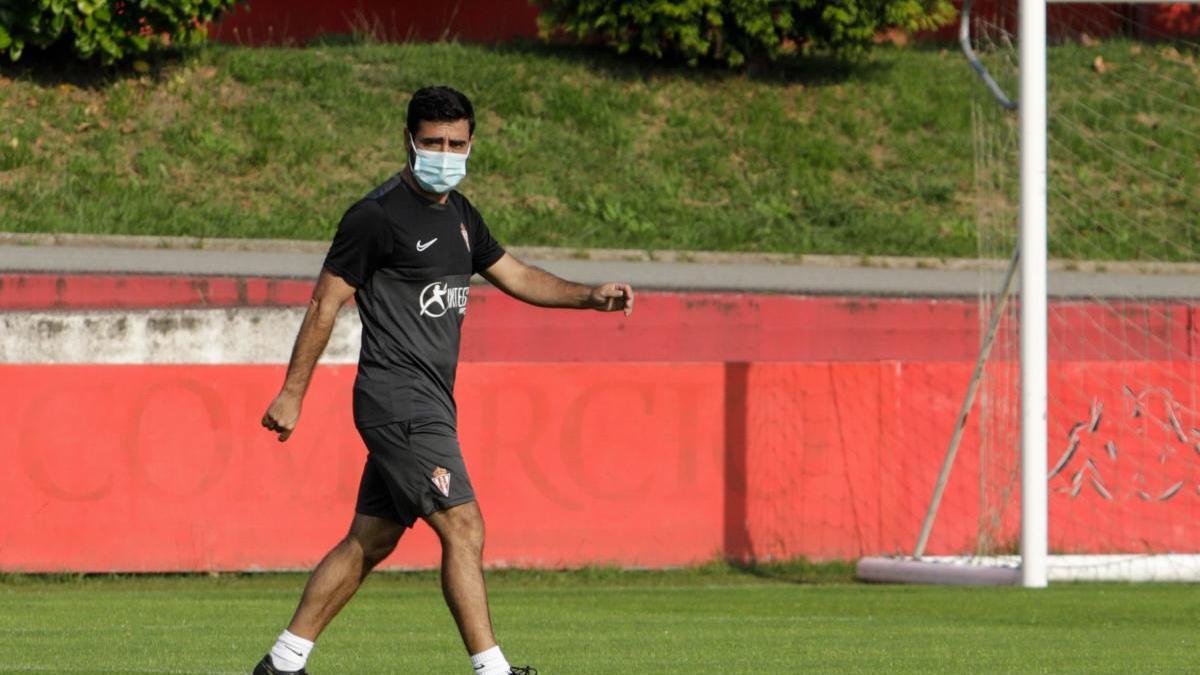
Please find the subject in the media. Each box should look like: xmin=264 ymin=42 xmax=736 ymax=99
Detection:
xmin=508 ymin=668 xmax=538 ymax=675
xmin=253 ymin=654 xmax=308 ymax=675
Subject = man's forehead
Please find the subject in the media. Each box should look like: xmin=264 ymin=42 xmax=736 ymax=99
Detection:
xmin=413 ymin=119 xmax=471 ymax=138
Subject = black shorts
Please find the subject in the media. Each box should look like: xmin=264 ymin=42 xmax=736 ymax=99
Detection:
xmin=355 ymin=418 xmax=476 ymax=528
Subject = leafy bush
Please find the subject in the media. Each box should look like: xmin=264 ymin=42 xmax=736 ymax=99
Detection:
xmin=534 ymin=0 xmax=955 ymax=67
xmin=0 ymin=0 xmax=241 ymax=64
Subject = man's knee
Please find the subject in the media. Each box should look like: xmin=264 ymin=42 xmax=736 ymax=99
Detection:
xmin=428 ymin=502 xmax=485 ymax=552
xmin=346 ymin=513 xmax=404 ymax=568
xmin=356 ymin=534 xmax=399 ymax=568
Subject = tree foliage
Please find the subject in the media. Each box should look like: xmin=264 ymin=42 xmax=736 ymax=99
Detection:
xmin=534 ymin=0 xmax=955 ymax=66
xmin=0 ymin=0 xmax=241 ymax=64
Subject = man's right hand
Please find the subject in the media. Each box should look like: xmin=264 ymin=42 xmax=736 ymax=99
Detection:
xmin=262 ymin=392 xmax=302 ymax=442
xmin=260 ymin=269 xmax=355 ymax=444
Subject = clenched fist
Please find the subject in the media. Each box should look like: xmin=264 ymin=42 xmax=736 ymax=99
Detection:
xmin=261 ymin=392 xmax=302 ymax=442
xmin=588 ymin=283 xmax=634 ymax=316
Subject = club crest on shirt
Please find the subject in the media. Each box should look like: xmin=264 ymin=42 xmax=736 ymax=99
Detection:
xmin=431 ymin=466 xmax=452 ymax=497
xmin=460 ymin=223 xmax=470 ymax=252
xmin=419 ymin=281 xmax=469 ymax=318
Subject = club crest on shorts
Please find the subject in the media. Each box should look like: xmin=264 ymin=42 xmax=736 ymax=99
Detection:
xmin=431 ymin=466 xmax=452 ymax=497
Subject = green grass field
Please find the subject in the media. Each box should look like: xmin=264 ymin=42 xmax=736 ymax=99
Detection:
xmin=2 ymin=566 xmax=1198 ymax=674
xmin=2 ymin=39 xmax=1199 ymax=260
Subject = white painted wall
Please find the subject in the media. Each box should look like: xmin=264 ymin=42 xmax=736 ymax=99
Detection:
xmin=0 ymin=308 xmax=362 ymax=364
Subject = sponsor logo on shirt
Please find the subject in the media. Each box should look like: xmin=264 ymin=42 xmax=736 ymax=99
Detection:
xmin=419 ymin=281 xmax=469 ymax=318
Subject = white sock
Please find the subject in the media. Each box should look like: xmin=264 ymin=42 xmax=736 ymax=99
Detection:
xmin=469 ymin=645 xmax=510 ymax=675
xmin=269 ymin=630 xmax=314 ymax=672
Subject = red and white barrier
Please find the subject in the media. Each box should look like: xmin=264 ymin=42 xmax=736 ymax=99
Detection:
xmin=3 ymin=273 xmax=1199 ymax=571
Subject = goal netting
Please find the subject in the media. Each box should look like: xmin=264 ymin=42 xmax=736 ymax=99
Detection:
xmin=860 ymin=0 xmax=1200 ymax=583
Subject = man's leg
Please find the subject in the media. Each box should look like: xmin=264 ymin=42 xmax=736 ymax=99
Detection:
xmin=406 ymin=420 xmax=531 ymax=674
xmin=256 ymin=512 xmax=404 ymax=673
xmin=423 ymin=500 xmax=496 ymax=655
xmin=287 ymin=512 xmax=406 ymax=639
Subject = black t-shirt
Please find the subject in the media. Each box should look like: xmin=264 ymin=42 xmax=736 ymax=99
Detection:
xmin=323 ymin=172 xmax=505 ymax=429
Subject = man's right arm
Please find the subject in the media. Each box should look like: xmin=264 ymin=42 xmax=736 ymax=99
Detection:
xmin=261 ymin=268 xmax=357 ymax=442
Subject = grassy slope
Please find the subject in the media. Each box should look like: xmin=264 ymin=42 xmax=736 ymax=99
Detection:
xmin=0 ymin=40 xmax=1197 ymax=259
xmin=1 ymin=568 xmax=1198 ymax=673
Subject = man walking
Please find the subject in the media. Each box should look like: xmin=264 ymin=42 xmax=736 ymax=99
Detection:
xmin=253 ymin=85 xmax=634 ymax=675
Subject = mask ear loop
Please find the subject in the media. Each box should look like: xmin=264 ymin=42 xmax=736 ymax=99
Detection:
xmin=407 ymin=133 xmax=419 ymax=170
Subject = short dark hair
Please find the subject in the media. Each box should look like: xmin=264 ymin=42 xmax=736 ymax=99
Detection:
xmin=407 ymin=86 xmax=475 ymax=137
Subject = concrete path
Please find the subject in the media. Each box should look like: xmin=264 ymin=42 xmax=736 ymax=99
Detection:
xmin=1 ymin=233 xmax=1197 ymax=298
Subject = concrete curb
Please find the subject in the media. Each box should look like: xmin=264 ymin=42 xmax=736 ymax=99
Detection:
xmin=0 ymin=230 xmax=1002 ymax=271
xmin=8 ymin=230 xmax=1200 ymax=275
xmin=1 ymin=232 xmax=1198 ymax=298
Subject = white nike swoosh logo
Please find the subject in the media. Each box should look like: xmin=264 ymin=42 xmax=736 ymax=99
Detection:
xmin=416 ymin=238 xmax=437 ymax=252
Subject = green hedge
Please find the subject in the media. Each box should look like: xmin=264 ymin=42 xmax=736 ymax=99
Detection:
xmin=535 ymin=0 xmax=955 ymax=67
xmin=0 ymin=0 xmax=241 ymax=64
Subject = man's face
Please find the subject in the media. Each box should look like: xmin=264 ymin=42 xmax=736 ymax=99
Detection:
xmin=408 ymin=119 xmax=472 ymax=156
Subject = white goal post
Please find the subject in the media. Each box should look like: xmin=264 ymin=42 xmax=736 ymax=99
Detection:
xmin=858 ymin=0 xmax=1200 ymax=587
xmin=1019 ymin=0 xmax=1050 ymax=589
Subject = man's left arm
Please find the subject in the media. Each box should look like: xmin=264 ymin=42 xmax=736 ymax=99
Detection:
xmin=480 ymin=253 xmax=634 ymax=316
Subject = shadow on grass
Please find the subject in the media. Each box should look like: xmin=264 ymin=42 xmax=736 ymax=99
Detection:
xmin=1 ymin=34 xmax=905 ymax=90
xmin=0 ymin=42 xmax=199 ymax=89
xmin=725 ymin=558 xmax=859 ymax=584
xmin=487 ymin=38 xmax=893 ymax=87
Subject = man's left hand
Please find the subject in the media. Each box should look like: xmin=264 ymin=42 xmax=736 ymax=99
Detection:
xmin=589 ymin=283 xmax=634 ymax=316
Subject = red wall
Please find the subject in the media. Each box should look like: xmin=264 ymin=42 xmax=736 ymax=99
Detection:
xmin=210 ymin=0 xmax=1199 ymax=46
xmin=211 ymin=0 xmax=539 ymax=45
xmin=2 ymin=273 xmax=1199 ymax=571
xmin=0 ymin=363 xmax=724 ymax=570
xmin=5 ymin=361 xmax=1199 ymax=571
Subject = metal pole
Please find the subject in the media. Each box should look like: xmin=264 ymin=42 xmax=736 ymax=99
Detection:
xmin=960 ymin=0 xmax=1017 ymax=110
xmin=1019 ymin=0 xmax=1049 ymax=588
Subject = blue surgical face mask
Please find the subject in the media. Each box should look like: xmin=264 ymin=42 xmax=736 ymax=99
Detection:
xmin=409 ymin=136 xmax=470 ymax=194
